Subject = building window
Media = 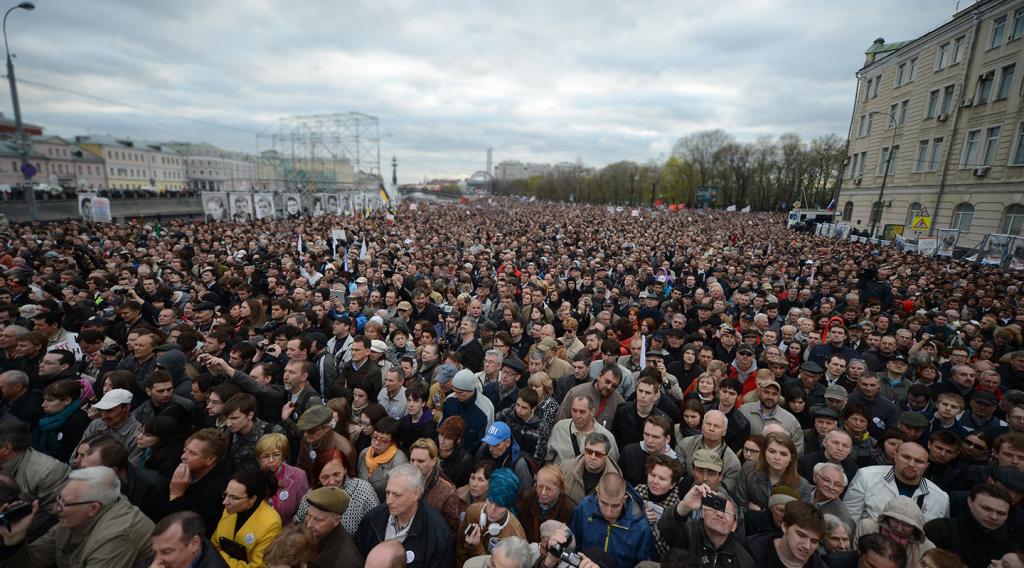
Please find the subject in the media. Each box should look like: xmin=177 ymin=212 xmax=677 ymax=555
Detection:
xmin=963 ymin=129 xmax=982 ymax=167
xmin=937 ymin=42 xmax=950 ymax=69
xmin=877 ymin=145 xmax=899 ymax=175
xmin=951 ymin=202 xmax=975 ymax=231
xmin=998 ymin=64 xmax=1015 ymax=99
xmin=1011 ymin=122 xmax=1024 ymax=165
xmin=930 ymin=137 xmax=944 ymax=171
xmin=873 ymin=75 xmax=882 ymax=97
xmin=992 ymin=15 xmax=1008 ymax=48
xmin=927 ymin=89 xmax=940 ymax=118
xmin=941 ymin=85 xmax=956 ymax=114
xmin=841 ymin=201 xmax=854 ymax=222
xmin=908 ymin=58 xmax=918 ymax=81
xmin=905 ymin=202 xmax=923 ymax=226
xmin=1013 ymin=7 xmax=1024 ymax=39
xmin=983 ymin=125 xmax=1002 ymax=166
xmin=888 ymin=103 xmax=899 ymax=128
xmin=898 ymin=100 xmax=909 ymax=125
xmin=1001 ymin=204 xmax=1024 ymax=234
xmin=977 ymin=71 xmax=995 ymax=104
xmin=952 ymin=35 xmax=965 ymax=63
xmin=870 ymin=201 xmax=884 ymax=227
xmin=896 ymin=63 xmax=906 ymax=87
xmin=915 ymin=140 xmax=930 ymax=172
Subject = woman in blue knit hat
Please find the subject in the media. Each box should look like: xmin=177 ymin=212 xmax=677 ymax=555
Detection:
xmin=456 ymin=467 xmax=528 ymax=566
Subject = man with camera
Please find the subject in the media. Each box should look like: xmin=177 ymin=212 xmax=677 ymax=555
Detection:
xmin=656 ymin=483 xmax=753 ymax=568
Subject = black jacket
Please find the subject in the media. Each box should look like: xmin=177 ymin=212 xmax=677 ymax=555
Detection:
xmin=134 ymin=538 xmax=228 ymax=568
xmin=924 ymin=513 xmax=1018 ymax=568
xmin=355 ymin=502 xmax=453 ymax=568
xmin=747 ymin=532 xmax=829 ymax=568
xmin=163 ymin=462 xmax=232 ymax=537
xmin=657 ymin=506 xmax=755 ymax=568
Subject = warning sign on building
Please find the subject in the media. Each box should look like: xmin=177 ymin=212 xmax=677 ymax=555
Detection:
xmin=911 ymin=207 xmax=931 ymax=232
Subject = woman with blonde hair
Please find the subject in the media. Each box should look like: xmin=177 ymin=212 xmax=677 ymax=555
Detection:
xmin=527 ymin=372 xmax=558 ymax=430
xmin=256 ymin=433 xmax=309 ymax=524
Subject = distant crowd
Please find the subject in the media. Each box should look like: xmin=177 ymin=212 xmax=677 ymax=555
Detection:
xmin=0 ymin=200 xmax=1021 ymax=568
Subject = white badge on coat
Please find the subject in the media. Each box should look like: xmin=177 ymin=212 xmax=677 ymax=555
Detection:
xmin=245 ymin=533 xmax=255 ymax=545
xmin=309 ymin=449 xmax=317 ymax=460
xmin=406 ymin=550 xmax=415 ymax=563
xmin=279 ymin=490 xmax=289 ymax=501
xmin=57 ymin=432 xmax=63 ymax=441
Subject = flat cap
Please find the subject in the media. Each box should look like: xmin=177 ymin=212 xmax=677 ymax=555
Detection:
xmin=296 ymin=405 xmax=333 ymax=431
xmin=307 ymin=486 xmax=350 ymax=515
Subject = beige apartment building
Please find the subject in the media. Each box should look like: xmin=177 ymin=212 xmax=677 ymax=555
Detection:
xmin=77 ymin=136 xmax=187 ymax=193
xmin=839 ymin=0 xmax=1024 ymax=247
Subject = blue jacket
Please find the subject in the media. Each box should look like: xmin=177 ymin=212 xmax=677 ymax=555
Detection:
xmin=570 ymin=486 xmax=655 ymax=567
xmin=442 ymin=391 xmax=491 ymax=455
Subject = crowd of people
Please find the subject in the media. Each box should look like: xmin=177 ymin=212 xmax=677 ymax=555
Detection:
xmin=0 ymin=199 xmax=1021 ymax=568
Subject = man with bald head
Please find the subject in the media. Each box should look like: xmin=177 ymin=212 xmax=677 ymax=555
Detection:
xmin=365 ymin=539 xmax=406 ymax=568
xmin=678 ymin=409 xmax=742 ymax=493
xmin=843 ymin=441 xmax=950 ymax=522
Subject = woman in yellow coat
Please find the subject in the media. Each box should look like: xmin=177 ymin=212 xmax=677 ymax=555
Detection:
xmin=212 ymin=468 xmax=283 ymax=568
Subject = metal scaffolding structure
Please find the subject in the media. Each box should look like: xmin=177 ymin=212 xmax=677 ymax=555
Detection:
xmin=255 ymin=112 xmax=381 ymax=193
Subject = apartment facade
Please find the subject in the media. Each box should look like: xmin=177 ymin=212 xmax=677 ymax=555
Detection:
xmin=76 ymin=136 xmax=187 ymax=193
xmin=168 ymin=143 xmax=256 ymax=192
xmin=839 ymin=0 xmax=1024 ymax=247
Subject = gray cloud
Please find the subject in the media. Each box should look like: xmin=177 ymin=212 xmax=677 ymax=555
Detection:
xmin=7 ymin=0 xmax=950 ymax=181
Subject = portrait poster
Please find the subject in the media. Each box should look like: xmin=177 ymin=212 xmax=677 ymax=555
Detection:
xmin=229 ymin=193 xmax=254 ymax=223
xmin=78 ymin=193 xmax=97 ymax=222
xmin=253 ymin=193 xmax=275 ymax=220
xmin=1008 ymin=236 xmax=1024 ymax=270
xmin=282 ymin=193 xmax=303 ymax=218
xmin=936 ymin=229 xmax=959 ymax=257
xmin=201 ymin=192 xmax=228 ymax=222
xmin=981 ymin=234 xmax=1011 ymax=266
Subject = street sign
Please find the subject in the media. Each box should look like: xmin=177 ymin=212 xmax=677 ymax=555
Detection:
xmin=911 ymin=215 xmax=931 ymax=231
xmin=20 ymin=163 xmax=36 ymax=179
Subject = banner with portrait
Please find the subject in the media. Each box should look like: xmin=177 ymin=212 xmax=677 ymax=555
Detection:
xmin=281 ymin=193 xmax=303 ymax=218
xmin=312 ymin=193 xmax=329 ymax=217
xmin=229 ymin=193 xmax=254 ymax=223
xmin=980 ymin=233 xmax=1011 ymax=266
xmin=1009 ymin=236 xmax=1024 ymax=270
xmin=253 ymin=193 xmax=275 ymax=220
xmin=336 ymin=193 xmax=350 ymax=216
xmin=78 ymin=193 xmax=97 ymax=222
xmin=935 ymin=229 xmax=959 ymax=257
xmin=917 ymin=237 xmax=937 ymax=257
xmin=201 ymin=192 xmax=229 ymax=222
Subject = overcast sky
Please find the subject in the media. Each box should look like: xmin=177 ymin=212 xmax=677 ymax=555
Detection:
xmin=7 ymin=0 xmax=959 ymax=182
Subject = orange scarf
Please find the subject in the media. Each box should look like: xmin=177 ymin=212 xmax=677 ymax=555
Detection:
xmin=364 ymin=444 xmax=398 ymax=476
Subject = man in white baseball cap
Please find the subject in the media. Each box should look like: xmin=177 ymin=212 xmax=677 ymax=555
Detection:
xmin=79 ymin=388 xmax=143 ymax=463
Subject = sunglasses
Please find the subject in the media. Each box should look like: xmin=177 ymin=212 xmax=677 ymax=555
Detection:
xmin=584 ymin=448 xmax=607 ymax=458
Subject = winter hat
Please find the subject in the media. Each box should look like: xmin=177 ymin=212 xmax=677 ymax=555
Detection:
xmin=487 ymin=468 xmax=520 ymax=512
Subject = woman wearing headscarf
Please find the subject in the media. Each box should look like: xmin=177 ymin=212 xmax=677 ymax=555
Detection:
xmin=456 ymin=468 xmax=528 ymax=566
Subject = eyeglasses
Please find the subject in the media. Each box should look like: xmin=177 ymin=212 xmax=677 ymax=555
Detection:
xmin=222 ymin=492 xmax=248 ymax=501
xmin=56 ymin=496 xmax=99 ymax=510
xmin=584 ymin=448 xmax=607 ymax=458
xmin=742 ymin=447 xmax=760 ymax=454
xmin=818 ymin=478 xmax=845 ymax=489
xmin=371 ymin=433 xmax=392 ymax=443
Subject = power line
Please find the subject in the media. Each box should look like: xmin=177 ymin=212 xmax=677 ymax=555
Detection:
xmin=10 ymin=76 xmax=261 ymax=136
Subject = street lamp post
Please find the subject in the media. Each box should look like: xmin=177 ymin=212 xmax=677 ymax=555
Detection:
xmin=868 ymin=110 xmax=900 ymax=239
xmin=4 ymin=1 xmax=36 ymax=221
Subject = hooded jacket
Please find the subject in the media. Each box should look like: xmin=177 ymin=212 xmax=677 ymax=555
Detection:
xmin=657 ymin=503 xmax=755 ymax=568
xmin=570 ymin=485 xmax=655 ymax=567
xmin=442 ymin=390 xmax=494 ymax=456
xmin=855 ymin=496 xmax=935 ymax=568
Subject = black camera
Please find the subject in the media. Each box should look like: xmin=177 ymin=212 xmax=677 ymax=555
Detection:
xmin=547 ymin=528 xmax=581 ymax=567
xmin=702 ymin=493 xmax=727 ymax=512
xmin=0 ymin=501 xmax=33 ymax=529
